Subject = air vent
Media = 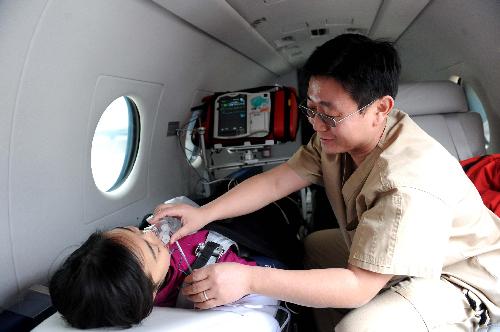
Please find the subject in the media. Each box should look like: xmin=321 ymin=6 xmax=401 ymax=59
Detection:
xmin=311 ymin=28 xmax=329 ymax=37
xmin=251 ymin=17 xmax=267 ymax=28
xmin=274 ymin=35 xmax=295 ymax=48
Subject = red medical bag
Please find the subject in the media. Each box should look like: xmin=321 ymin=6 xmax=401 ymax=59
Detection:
xmin=200 ymin=85 xmax=298 ymax=147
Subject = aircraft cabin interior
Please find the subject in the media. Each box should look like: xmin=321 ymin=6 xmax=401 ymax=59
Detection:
xmin=0 ymin=0 xmax=499 ymax=331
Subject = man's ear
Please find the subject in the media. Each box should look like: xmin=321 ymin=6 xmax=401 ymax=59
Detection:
xmin=372 ymin=96 xmax=393 ymax=127
xmin=377 ymin=95 xmax=394 ymax=117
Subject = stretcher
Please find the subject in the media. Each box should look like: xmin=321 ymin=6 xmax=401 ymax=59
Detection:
xmin=34 ymin=294 xmax=283 ymax=332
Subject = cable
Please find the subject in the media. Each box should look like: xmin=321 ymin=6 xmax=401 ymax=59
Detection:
xmin=175 ymin=241 xmax=193 ymax=274
xmin=219 ymin=303 xmax=291 ymax=332
xmin=196 ymin=177 xmax=232 ymax=187
xmin=284 ymin=301 xmax=299 ymax=315
xmin=177 ymin=130 xmax=207 ymax=182
xmin=176 ymin=116 xmax=200 ymax=133
xmin=177 ymin=118 xmax=209 ymax=183
xmin=227 ymin=177 xmax=239 ymax=191
xmin=275 ymin=304 xmax=291 ymax=331
xmin=272 ymin=201 xmax=290 ymax=225
xmin=285 ymin=195 xmax=299 ymax=207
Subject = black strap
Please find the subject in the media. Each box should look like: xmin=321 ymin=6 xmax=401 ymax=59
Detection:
xmin=463 ymin=289 xmax=490 ymax=326
xmin=190 ymin=242 xmax=221 ymax=271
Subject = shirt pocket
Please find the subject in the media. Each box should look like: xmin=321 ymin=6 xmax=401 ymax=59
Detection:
xmin=349 ymin=193 xmax=400 ymax=270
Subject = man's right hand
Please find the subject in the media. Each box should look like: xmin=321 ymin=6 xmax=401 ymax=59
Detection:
xmin=149 ymin=203 xmax=210 ymax=243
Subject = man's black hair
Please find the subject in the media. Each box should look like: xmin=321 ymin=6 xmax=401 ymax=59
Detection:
xmin=49 ymin=231 xmax=156 ymax=329
xmin=303 ymin=33 xmax=401 ymax=108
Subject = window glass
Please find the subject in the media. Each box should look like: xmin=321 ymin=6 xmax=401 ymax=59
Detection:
xmin=91 ymin=96 xmax=140 ymax=192
xmin=463 ymin=83 xmax=490 ymax=149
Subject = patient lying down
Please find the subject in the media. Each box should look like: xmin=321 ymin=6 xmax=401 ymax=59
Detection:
xmin=49 ymin=225 xmax=256 ymax=329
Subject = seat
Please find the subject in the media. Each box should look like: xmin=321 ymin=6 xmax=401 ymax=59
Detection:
xmin=394 ymin=81 xmax=486 ymax=161
xmin=397 ymin=82 xmax=500 ymax=331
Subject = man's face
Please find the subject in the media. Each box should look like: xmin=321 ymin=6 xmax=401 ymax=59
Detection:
xmin=107 ymin=226 xmax=171 ymax=295
xmin=306 ymin=76 xmax=380 ymax=156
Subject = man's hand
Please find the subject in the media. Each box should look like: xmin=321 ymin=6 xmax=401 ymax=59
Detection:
xmin=181 ymin=263 xmax=252 ymax=309
xmin=149 ymin=203 xmax=211 ymax=243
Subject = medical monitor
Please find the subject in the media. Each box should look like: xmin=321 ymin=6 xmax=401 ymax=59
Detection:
xmin=213 ymin=92 xmax=271 ymax=139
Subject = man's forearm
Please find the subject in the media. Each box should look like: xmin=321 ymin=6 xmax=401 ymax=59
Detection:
xmin=247 ymin=265 xmax=392 ymax=308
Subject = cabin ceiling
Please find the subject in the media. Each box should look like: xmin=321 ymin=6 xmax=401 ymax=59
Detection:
xmin=153 ymin=0 xmax=430 ymax=75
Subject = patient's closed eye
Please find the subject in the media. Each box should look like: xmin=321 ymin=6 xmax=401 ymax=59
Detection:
xmin=145 ymin=240 xmax=157 ymax=260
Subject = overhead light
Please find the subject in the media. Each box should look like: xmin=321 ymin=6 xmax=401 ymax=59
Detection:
xmin=325 ymin=17 xmax=354 ymax=26
xmin=263 ymin=0 xmax=286 ymax=5
xmin=310 ymin=28 xmax=329 ymax=37
xmin=345 ymin=27 xmax=368 ymax=35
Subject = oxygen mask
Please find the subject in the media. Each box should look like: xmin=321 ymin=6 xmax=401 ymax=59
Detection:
xmin=143 ymin=216 xmax=193 ymax=273
xmin=142 ymin=216 xmax=182 ymax=245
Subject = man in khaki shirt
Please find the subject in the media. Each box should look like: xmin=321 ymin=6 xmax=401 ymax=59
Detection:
xmin=151 ymin=34 xmax=500 ymax=331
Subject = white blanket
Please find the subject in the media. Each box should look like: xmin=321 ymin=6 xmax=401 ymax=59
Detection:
xmin=33 ymin=294 xmax=281 ymax=332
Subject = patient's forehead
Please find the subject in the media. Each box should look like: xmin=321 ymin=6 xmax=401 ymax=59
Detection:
xmin=106 ymin=227 xmax=147 ymax=262
xmin=106 ymin=226 xmax=140 ymax=238
xmin=106 ymin=227 xmax=170 ymax=287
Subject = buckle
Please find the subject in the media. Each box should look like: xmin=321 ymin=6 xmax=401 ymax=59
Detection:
xmin=195 ymin=242 xmax=225 ymax=260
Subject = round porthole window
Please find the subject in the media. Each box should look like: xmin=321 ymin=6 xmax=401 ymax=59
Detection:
xmin=91 ymin=96 xmax=140 ymax=192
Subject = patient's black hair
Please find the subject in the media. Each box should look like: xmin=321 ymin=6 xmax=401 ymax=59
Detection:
xmin=49 ymin=231 xmax=156 ymax=329
xmin=303 ymin=33 xmax=401 ymax=108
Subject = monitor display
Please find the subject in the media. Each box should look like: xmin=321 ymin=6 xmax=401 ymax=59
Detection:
xmin=216 ymin=94 xmax=247 ymax=137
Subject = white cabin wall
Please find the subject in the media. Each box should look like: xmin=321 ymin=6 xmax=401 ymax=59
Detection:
xmin=0 ymin=0 xmax=50 ymax=310
xmin=397 ymin=0 xmax=500 ymax=152
xmin=0 ymin=0 xmax=285 ymax=307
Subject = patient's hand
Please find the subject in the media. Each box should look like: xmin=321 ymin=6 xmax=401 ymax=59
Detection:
xmin=149 ymin=203 xmax=209 ymax=243
xmin=182 ymin=263 xmax=252 ymax=309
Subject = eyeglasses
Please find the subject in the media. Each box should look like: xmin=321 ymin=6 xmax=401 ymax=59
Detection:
xmin=299 ymin=99 xmax=376 ymax=127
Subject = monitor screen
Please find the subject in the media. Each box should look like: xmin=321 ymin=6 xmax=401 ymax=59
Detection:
xmin=216 ymin=94 xmax=247 ymax=137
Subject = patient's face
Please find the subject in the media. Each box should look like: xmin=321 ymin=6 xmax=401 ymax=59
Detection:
xmin=107 ymin=226 xmax=171 ymax=293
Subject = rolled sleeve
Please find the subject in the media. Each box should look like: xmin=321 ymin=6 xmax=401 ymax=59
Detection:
xmin=287 ymin=133 xmax=324 ymax=185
